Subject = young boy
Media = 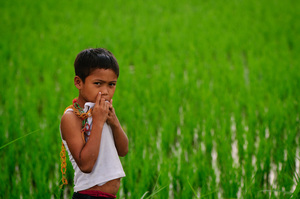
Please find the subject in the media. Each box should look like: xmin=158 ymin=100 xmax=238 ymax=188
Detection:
xmin=60 ymin=48 xmax=129 ymax=199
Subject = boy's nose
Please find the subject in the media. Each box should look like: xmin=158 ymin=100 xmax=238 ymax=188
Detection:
xmin=101 ymin=86 xmax=109 ymax=95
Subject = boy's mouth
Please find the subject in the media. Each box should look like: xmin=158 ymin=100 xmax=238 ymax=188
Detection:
xmin=105 ymin=100 xmax=112 ymax=104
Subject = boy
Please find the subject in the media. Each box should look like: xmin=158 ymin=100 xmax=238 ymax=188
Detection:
xmin=60 ymin=48 xmax=128 ymax=199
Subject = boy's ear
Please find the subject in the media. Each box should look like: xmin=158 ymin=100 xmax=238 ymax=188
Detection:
xmin=74 ymin=76 xmax=83 ymax=89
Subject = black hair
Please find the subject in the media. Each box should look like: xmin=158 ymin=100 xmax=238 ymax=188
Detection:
xmin=74 ymin=48 xmax=119 ymax=82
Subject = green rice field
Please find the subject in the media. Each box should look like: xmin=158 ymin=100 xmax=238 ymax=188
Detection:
xmin=0 ymin=0 xmax=299 ymax=198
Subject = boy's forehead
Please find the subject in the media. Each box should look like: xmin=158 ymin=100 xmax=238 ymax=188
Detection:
xmin=89 ymin=68 xmax=118 ymax=80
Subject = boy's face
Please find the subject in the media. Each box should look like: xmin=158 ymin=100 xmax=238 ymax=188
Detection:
xmin=75 ymin=68 xmax=118 ymax=103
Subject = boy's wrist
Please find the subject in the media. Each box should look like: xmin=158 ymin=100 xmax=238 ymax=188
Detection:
xmin=109 ymin=118 xmax=120 ymax=129
xmin=92 ymin=119 xmax=105 ymax=129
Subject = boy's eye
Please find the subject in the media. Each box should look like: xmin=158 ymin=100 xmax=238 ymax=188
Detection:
xmin=109 ymin=83 xmax=116 ymax=86
xmin=94 ymin=82 xmax=101 ymax=85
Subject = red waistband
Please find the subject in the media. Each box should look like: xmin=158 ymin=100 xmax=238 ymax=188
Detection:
xmin=78 ymin=190 xmax=116 ymax=198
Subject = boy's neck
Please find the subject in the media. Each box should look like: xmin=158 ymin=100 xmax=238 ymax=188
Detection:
xmin=76 ymin=96 xmax=87 ymax=109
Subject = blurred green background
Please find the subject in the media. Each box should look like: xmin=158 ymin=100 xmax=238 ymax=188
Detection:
xmin=0 ymin=0 xmax=299 ymax=198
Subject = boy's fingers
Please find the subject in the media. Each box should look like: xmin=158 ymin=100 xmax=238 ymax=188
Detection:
xmin=105 ymin=100 xmax=112 ymax=110
xmin=99 ymin=97 xmax=105 ymax=107
xmin=101 ymin=98 xmax=110 ymax=111
xmin=96 ymin=92 xmax=102 ymax=105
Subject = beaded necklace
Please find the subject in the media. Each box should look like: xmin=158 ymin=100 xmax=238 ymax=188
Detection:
xmin=60 ymin=98 xmax=93 ymax=188
xmin=72 ymin=98 xmax=92 ymax=142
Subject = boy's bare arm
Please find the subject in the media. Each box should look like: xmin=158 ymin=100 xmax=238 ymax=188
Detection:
xmin=61 ymin=92 xmax=109 ymax=173
xmin=107 ymin=105 xmax=129 ymax=157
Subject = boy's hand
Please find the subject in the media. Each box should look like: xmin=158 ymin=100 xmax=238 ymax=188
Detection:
xmin=106 ymin=99 xmax=119 ymax=127
xmin=93 ymin=92 xmax=109 ymax=124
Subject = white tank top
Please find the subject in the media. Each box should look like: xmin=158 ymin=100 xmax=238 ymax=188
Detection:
xmin=60 ymin=102 xmax=125 ymax=192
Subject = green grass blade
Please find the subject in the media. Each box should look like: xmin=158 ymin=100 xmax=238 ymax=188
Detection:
xmin=0 ymin=129 xmax=39 ymax=150
xmin=187 ymin=179 xmax=199 ymax=199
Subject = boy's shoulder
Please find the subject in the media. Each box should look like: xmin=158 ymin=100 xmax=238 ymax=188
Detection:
xmin=61 ymin=111 xmax=82 ymax=135
xmin=61 ymin=110 xmax=80 ymax=124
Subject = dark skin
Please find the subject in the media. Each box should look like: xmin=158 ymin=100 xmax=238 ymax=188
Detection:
xmin=60 ymin=69 xmax=128 ymax=195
